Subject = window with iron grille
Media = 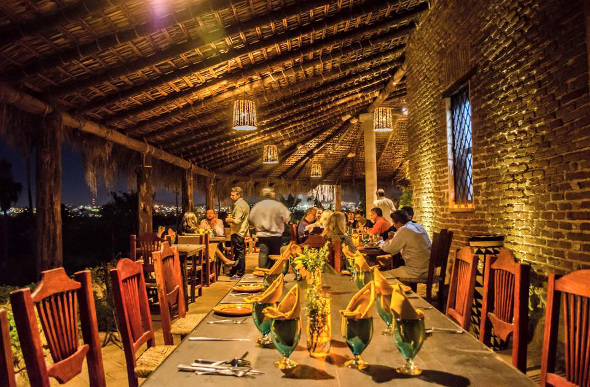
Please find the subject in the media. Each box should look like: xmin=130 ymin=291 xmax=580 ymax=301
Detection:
xmin=448 ymin=85 xmax=473 ymax=207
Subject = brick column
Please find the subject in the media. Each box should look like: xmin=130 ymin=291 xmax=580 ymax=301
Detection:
xmin=361 ymin=112 xmax=377 ymax=213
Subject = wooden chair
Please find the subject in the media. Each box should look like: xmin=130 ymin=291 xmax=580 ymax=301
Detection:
xmin=327 ymin=239 xmax=342 ymax=272
xmin=153 ymin=243 xmax=205 ymax=345
xmin=445 ymin=246 xmax=479 ymax=330
xmin=479 ymin=248 xmax=530 ymax=373
xmin=176 ymin=234 xmax=204 ymax=301
xmin=540 ymin=269 xmax=590 ymax=387
xmin=200 ymin=233 xmax=216 ymax=286
xmin=0 ymin=309 xmax=16 ymax=387
xmin=110 ymin=258 xmax=175 ymax=387
xmin=398 ymin=229 xmax=454 ymax=308
xmin=130 ymin=233 xmax=166 ymax=305
xmin=301 ymin=234 xmax=326 ymax=249
xmin=10 ymin=268 xmax=105 ymax=387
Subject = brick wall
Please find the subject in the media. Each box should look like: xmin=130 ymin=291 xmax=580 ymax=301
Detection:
xmin=405 ymin=0 xmax=590 ymax=276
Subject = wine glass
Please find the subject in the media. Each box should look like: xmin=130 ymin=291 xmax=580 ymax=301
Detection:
xmin=346 ymin=256 xmax=355 ymax=281
xmin=375 ymin=293 xmax=394 ymax=335
xmin=264 ymin=273 xmax=279 ymax=288
xmin=393 ymin=316 xmax=427 ymax=376
xmin=355 ymin=269 xmax=374 ymax=290
xmin=252 ymin=301 xmax=273 ymax=346
xmin=342 ymin=316 xmax=373 ymax=370
xmin=270 ymin=317 xmax=302 ymax=369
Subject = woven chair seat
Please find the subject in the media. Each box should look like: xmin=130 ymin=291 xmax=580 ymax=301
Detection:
xmin=170 ymin=313 xmax=206 ymax=336
xmin=134 ymin=345 xmax=176 ymax=378
xmin=397 ymin=275 xmax=440 ymax=284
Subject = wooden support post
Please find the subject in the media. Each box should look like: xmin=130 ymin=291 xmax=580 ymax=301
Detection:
xmin=181 ymin=168 xmax=194 ymax=213
xmin=334 ymin=185 xmax=342 ymax=211
xmin=136 ymin=159 xmax=153 ymax=235
xmin=361 ymin=112 xmax=377 ymax=214
xmin=35 ymin=114 xmax=63 ymax=276
xmin=206 ymin=177 xmax=215 ymax=210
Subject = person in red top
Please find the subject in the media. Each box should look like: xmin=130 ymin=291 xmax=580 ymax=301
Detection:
xmin=368 ymin=207 xmax=391 ymax=236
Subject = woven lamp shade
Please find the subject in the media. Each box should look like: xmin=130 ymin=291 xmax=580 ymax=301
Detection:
xmin=232 ymin=99 xmax=257 ymax=130
xmin=310 ymin=163 xmax=322 ymax=178
xmin=373 ymin=107 xmax=394 ymax=132
xmin=263 ymin=145 xmax=279 ymax=164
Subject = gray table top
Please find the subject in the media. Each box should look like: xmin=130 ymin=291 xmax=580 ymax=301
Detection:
xmin=143 ymin=272 xmax=535 ymax=386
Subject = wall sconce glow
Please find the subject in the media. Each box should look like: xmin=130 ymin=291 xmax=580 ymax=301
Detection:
xmin=232 ymin=99 xmax=257 ymax=130
xmin=263 ymin=145 xmax=279 ymax=164
xmin=311 ymin=163 xmax=322 ymax=178
xmin=402 ymin=107 xmax=408 ymax=115
xmin=373 ymin=107 xmax=394 ymax=132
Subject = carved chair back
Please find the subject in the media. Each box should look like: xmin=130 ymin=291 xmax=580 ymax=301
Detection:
xmin=479 ymin=248 xmax=530 ymax=372
xmin=110 ymin=258 xmax=156 ymax=386
xmin=541 ymin=269 xmax=590 ymax=387
xmin=130 ymin=233 xmax=165 ymax=281
xmin=446 ymin=246 xmax=479 ymax=330
xmin=0 ymin=309 xmax=16 ymax=387
xmin=153 ymin=243 xmax=186 ymax=345
xmin=10 ymin=268 xmax=105 ymax=387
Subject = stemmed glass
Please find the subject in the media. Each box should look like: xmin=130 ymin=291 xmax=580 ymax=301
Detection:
xmin=393 ymin=316 xmax=427 ymax=376
xmin=270 ymin=317 xmax=302 ymax=369
xmin=252 ymin=301 xmax=273 ymax=346
xmin=375 ymin=293 xmax=394 ymax=335
xmin=355 ymin=269 xmax=374 ymax=290
xmin=346 ymin=256 xmax=355 ymax=281
xmin=342 ymin=316 xmax=373 ymax=370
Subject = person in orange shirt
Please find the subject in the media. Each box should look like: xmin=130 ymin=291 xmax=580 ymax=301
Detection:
xmin=368 ymin=207 xmax=391 ymax=236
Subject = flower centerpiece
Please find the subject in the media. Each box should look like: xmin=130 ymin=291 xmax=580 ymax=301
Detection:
xmin=292 ymin=244 xmax=332 ymax=357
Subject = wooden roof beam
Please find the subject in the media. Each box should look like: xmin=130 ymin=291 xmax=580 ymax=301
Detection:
xmin=38 ymin=0 xmax=334 ymax=95
xmin=78 ymin=7 xmax=423 ymax=117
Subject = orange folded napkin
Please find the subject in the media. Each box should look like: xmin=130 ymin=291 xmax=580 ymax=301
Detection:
xmin=262 ymin=284 xmax=301 ymax=320
xmin=255 ymin=258 xmax=288 ymax=275
xmin=243 ymin=274 xmax=284 ymax=304
xmin=340 ymin=281 xmax=375 ymax=319
xmin=373 ymin=267 xmax=393 ymax=296
xmin=390 ymin=284 xmax=421 ymax=320
xmin=354 ymin=254 xmax=372 ymax=273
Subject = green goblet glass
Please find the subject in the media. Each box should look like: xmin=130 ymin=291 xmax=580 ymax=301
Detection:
xmin=270 ymin=317 xmax=302 ymax=370
xmin=342 ymin=317 xmax=373 ymax=370
xmin=393 ymin=317 xmax=426 ymax=376
xmin=252 ymin=301 xmax=273 ymax=346
xmin=355 ymin=270 xmax=374 ymax=290
xmin=264 ymin=273 xmax=279 ymax=288
xmin=375 ymin=294 xmax=394 ymax=335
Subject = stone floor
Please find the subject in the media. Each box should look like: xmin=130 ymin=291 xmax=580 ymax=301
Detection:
xmin=19 ymin=252 xmax=541 ymax=385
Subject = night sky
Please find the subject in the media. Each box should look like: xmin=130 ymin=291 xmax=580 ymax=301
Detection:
xmin=0 ymin=138 xmax=188 ymax=206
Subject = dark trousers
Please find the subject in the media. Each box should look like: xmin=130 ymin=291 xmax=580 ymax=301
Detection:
xmin=230 ymin=234 xmax=246 ymax=276
xmin=257 ymin=236 xmax=282 ymax=268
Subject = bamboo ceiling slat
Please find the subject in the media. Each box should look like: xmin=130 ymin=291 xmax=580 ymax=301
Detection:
xmin=0 ymin=0 xmax=428 ymax=183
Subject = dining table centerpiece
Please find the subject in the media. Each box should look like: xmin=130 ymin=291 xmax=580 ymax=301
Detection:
xmin=305 ymin=283 xmax=331 ymax=358
xmin=292 ymin=244 xmax=330 ymax=289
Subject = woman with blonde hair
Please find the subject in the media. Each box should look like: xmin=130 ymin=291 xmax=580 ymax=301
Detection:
xmin=179 ymin=212 xmax=199 ymax=234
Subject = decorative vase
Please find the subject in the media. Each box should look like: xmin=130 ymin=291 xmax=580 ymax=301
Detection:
xmin=306 ymin=297 xmax=332 ymax=358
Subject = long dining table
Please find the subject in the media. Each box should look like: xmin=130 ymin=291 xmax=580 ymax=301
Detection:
xmin=142 ymin=272 xmax=535 ymax=386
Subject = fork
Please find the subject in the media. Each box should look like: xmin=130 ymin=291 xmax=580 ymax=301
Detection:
xmin=207 ymin=318 xmax=248 ymax=325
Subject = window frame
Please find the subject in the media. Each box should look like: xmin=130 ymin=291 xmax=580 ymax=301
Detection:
xmin=446 ymin=82 xmax=475 ymax=212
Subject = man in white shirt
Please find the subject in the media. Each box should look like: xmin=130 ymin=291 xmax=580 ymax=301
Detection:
xmin=379 ymin=210 xmax=431 ymax=278
xmin=249 ymin=187 xmax=291 ymax=268
xmin=199 ymin=209 xmax=225 ymax=236
xmin=373 ymin=188 xmax=395 ymax=224
xmin=226 ymin=186 xmax=250 ymax=279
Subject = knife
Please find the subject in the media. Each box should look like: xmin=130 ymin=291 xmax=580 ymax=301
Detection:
xmin=189 ymin=337 xmax=252 ymax=341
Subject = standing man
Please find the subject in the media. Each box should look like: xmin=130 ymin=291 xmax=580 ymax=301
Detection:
xmin=226 ymin=187 xmax=250 ymax=279
xmin=373 ymin=188 xmax=396 ymax=224
xmin=249 ymin=187 xmax=291 ymax=268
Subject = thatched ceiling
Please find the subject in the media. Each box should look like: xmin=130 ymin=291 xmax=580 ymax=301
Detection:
xmin=0 ymin=0 xmax=424 ymax=183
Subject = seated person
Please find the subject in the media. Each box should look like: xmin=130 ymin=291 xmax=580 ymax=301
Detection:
xmin=323 ymin=212 xmax=357 ymax=269
xmin=297 ymin=207 xmax=318 ymax=242
xmin=354 ymin=210 xmax=373 ymax=229
xmin=382 ymin=215 xmax=397 ymax=241
xmin=179 ymin=212 xmax=199 ymax=234
xmin=218 ymin=211 xmax=230 ymax=228
xmin=199 ymin=208 xmax=225 ymax=236
xmin=346 ymin=210 xmax=357 ymax=229
xmin=305 ymin=209 xmax=333 ymax=233
xmin=400 ymin=206 xmax=415 ymax=222
xmin=379 ymin=210 xmax=432 ymax=278
xmin=368 ymin=207 xmax=391 ymax=236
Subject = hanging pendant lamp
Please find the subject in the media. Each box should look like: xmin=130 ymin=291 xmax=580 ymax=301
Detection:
xmin=373 ymin=107 xmax=394 ymax=132
xmin=263 ymin=145 xmax=279 ymax=164
xmin=232 ymin=99 xmax=257 ymax=130
xmin=311 ymin=163 xmax=322 ymax=178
